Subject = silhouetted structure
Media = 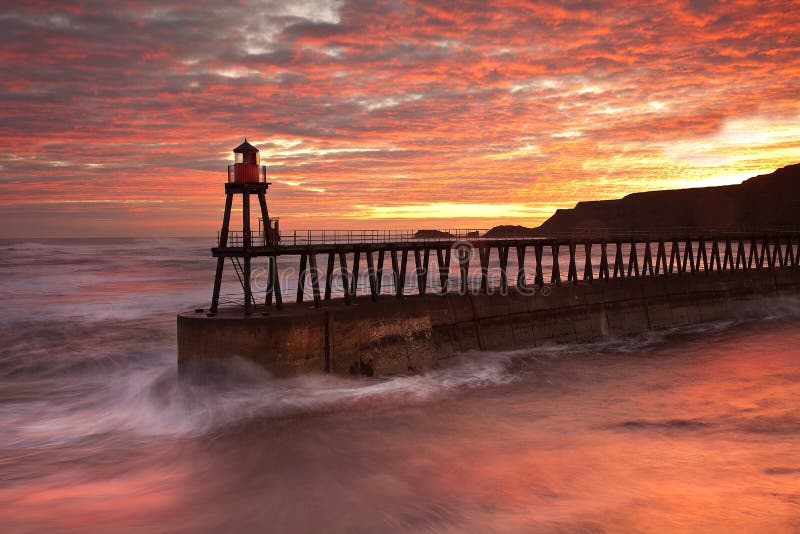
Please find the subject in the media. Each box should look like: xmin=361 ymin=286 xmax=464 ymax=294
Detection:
xmin=188 ymin=160 xmax=800 ymax=377
xmin=204 ymin=158 xmax=800 ymax=315
xmin=210 ymin=140 xmax=280 ymax=315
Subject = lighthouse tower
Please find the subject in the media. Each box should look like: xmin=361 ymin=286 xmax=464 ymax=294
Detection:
xmin=209 ymin=139 xmax=280 ymax=315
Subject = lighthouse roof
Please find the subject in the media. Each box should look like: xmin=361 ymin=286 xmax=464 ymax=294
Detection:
xmin=233 ymin=138 xmax=259 ymax=153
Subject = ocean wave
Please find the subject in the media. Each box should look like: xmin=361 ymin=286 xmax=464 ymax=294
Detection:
xmin=4 ymin=300 xmax=800 ymax=450
xmin=4 ymin=239 xmax=800 ymax=453
xmin=0 ymin=348 xmax=523 ymax=450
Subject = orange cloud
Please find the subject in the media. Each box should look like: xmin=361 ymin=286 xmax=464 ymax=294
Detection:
xmin=0 ymin=0 xmax=798 ymax=236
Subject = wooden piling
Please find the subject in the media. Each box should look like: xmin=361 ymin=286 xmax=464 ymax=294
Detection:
xmin=498 ymin=245 xmax=510 ymax=293
xmin=366 ymin=249 xmax=379 ymax=301
xmin=397 ymin=250 xmax=408 ymax=298
xmin=642 ymin=241 xmax=653 ymax=276
xmin=436 ymin=248 xmax=451 ymax=294
xmin=567 ymin=242 xmax=578 ymax=283
xmin=460 ymin=245 xmax=472 ymax=294
xmin=338 ymin=251 xmax=351 ymax=305
xmin=682 ymin=239 xmax=695 ymax=274
xmin=479 ymin=246 xmax=490 ymax=293
xmin=551 ymin=243 xmax=561 ymax=286
xmin=534 ymin=244 xmax=545 ymax=287
xmin=350 ymin=250 xmax=361 ymax=296
xmin=599 ymin=242 xmax=610 ymax=279
xmin=583 ymin=242 xmax=593 ymax=282
xmin=627 ymin=241 xmax=640 ymax=277
xmin=613 ymin=241 xmax=624 ymax=278
xmin=517 ymin=245 xmax=527 ymax=289
xmin=324 ymin=251 xmax=335 ymax=300
xmin=296 ymin=253 xmax=308 ymax=303
xmin=308 ymin=252 xmax=321 ymax=308
xmin=655 ymin=240 xmax=667 ymax=275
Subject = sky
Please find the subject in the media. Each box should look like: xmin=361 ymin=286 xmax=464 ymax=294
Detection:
xmin=0 ymin=0 xmax=798 ymax=237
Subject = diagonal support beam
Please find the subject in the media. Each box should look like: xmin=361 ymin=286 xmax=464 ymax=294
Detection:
xmin=350 ymin=250 xmax=361 ymax=296
xmin=517 ymin=245 xmax=527 ymax=289
xmin=296 ymin=253 xmax=307 ymax=303
xmin=436 ymin=248 xmax=451 ymax=294
xmin=366 ymin=249 xmax=379 ymax=301
xmin=534 ymin=244 xmax=545 ymax=287
xmin=498 ymin=245 xmax=510 ymax=293
xmin=599 ymin=242 xmax=610 ymax=279
xmin=627 ymin=241 xmax=640 ymax=277
xmin=583 ymin=242 xmax=593 ymax=282
xmin=551 ymin=243 xmax=561 ymax=285
xmin=642 ymin=241 xmax=653 ymax=276
xmin=324 ymin=251 xmax=336 ymax=300
xmin=459 ymin=245 xmax=471 ymax=295
xmin=613 ymin=242 xmax=624 ymax=278
xmin=308 ymin=251 xmax=321 ymax=308
xmin=338 ymin=251 xmax=351 ymax=305
xmin=396 ymin=250 xmax=408 ymax=299
xmin=567 ymin=242 xmax=578 ymax=283
xmin=479 ymin=246 xmax=491 ymax=293
xmin=414 ymin=248 xmax=428 ymax=296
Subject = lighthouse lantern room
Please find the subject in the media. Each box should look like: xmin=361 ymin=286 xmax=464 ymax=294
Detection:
xmin=229 ymin=138 xmax=266 ymax=183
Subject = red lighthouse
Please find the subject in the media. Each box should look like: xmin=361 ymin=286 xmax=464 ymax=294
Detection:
xmin=209 ymin=139 xmax=280 ymax=315
xmin=231 ymin=138 xmax=263 ymax=182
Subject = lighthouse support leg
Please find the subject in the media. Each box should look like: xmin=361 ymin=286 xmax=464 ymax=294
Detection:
xmin=210 ymin=258 xmax=225 ymax=314
xmin=242 ymin=191 xmax=252 ymax=315
xmin=272 ymin=256 xmax=283 ymax=310
xmin=209 ymin=192 xmax=234 ymax=314
xmin=257 ymin=192 xmax=270 ymax=244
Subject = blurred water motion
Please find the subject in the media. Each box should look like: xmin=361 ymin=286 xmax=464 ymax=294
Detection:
xmin=1 ymin=239 xmax=799 ymax=532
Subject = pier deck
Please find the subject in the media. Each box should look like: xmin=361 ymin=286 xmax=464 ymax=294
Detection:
xmin=209 ymin=228 xmax=800 ymax=314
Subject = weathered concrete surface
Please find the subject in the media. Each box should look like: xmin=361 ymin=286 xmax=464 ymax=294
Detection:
xmin=178 ymin=268 xmax=800 ymax=377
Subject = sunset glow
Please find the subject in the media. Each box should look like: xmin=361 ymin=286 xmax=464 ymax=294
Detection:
xmin=1 ymin=1 xmax=798 ymax=237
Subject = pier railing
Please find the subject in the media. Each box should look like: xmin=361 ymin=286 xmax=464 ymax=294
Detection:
xmin=220 ymin=230 xmax=276 ymax=247
xmin=272 ymin=228 xmax=490 ymax=246
xmin=219 ymin=226 xmax=800 ymax=247
xmin=221 ymin=228 xmax=491 ymax=247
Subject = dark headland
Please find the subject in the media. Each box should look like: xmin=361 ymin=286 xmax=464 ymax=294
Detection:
xmin=486 ymin=163 xmax=800 ymax=237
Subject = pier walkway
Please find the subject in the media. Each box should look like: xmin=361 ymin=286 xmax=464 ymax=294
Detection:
xmin=209 ymin=227 xmax=800 ymax=314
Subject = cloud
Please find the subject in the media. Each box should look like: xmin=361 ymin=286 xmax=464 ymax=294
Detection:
xmin=0 ymin=0 xmax=798 ymax=236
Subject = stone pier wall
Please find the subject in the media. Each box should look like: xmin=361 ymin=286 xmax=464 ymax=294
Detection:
xmin=178 ymin=268 xmax=800 ymax=377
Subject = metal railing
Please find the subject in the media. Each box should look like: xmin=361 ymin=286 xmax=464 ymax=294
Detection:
xmin=275 ymin=229 xmax=489 ymax=246
xmin=219 ymin=230 xmax=278 ymax=247
xmin=217 ymin=226 xmax=800 ymax=247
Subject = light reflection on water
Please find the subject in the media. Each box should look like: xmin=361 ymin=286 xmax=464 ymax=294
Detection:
xmin=1 ymin=239 xmax=800 ymax=532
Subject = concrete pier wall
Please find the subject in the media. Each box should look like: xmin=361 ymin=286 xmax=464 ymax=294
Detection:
xmin=178 ymin=269 xmax=800 ymax=377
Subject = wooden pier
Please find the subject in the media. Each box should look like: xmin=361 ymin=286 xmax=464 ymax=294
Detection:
xmin=209 ymin=228 xmax=800 ymax=315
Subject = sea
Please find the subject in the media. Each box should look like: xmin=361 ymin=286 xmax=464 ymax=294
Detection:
xmin=1 ymin=238 xmax=799 ymax=533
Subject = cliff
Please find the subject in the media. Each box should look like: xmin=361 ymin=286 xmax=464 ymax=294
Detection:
xmin=493 ymin=163 xmax=800 ymax=237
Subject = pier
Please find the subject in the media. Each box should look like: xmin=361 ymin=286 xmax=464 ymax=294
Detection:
xmin=187 ymin=226 xmax=800 ymax=377
xmin=211 ymin=226 xmax=800 ymax=313
xmin=179 ymin=141 xmax=800 ymax=377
